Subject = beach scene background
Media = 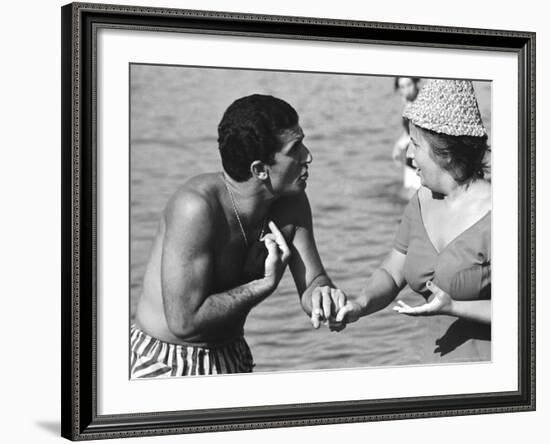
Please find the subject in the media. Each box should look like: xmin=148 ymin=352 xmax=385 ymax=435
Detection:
xmin=130 ymin=65 xmax=491 ymax=372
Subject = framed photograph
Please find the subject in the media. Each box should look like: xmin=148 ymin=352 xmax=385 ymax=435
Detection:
xmin=61 ymin=2 xmax=535 ymax=440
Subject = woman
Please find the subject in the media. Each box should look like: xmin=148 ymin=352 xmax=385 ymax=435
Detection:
xmin=334 ymin=79 xmax=492 ymax=362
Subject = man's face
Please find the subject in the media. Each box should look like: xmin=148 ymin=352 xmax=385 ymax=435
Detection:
xmin=268 ymin=124 xmax=312 ymax=195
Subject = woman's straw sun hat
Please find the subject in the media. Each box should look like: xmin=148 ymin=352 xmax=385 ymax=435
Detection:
xmin=403 ymin=79 xmax=487 ymax=137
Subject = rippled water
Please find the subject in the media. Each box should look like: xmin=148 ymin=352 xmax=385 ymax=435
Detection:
xmin=130 ymin=65 xmax=491 ymax=372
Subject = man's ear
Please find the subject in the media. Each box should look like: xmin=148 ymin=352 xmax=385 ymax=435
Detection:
xmin=251 ymin=160 xmax=269 ymax=180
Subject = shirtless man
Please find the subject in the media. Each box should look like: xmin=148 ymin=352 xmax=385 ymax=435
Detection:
xmin=131 ymin=94 xmax=346 ymax=378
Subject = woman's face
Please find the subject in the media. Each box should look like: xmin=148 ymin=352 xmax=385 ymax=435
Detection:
xmin=407 ymin=124 xmax=449 ymax=192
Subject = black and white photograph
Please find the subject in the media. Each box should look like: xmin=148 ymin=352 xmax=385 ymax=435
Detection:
xmin=129 ymin=65 xmax=492 ymax=378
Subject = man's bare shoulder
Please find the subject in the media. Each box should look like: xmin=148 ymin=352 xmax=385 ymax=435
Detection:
xmin=163 ymin=173 xmax=222 ymax=230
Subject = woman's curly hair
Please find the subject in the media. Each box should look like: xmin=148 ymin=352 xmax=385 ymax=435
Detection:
xmin=416 ymin=124 xmax=491 ymax=184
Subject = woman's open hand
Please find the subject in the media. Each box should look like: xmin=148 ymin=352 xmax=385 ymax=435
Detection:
xmin=393 ymin=280 xmax=453 ymax=316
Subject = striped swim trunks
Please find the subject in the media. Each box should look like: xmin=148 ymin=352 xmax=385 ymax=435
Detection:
xmin=130 ymin=324 xmax=255 ymax=378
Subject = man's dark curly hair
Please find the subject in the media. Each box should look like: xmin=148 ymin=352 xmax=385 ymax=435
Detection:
xmin=217 ymin=94 xmax=299 ymax=182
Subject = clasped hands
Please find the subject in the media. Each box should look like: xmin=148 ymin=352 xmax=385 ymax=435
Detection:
xmin=309 ymin=285 xmax=348 ymax=331
xmin=311 ymin=280 xmax=453 ymax=331
xmin=309 ymin=286 xmax=365 ymax=331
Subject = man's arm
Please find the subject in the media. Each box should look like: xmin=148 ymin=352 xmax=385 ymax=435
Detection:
xmin=273 ymin=192 xmax=344 ymax=324
xmin=288 ymin=224 xmax=332 ymax=317
xmin=161 ymin=191 xmax=289 ymax=339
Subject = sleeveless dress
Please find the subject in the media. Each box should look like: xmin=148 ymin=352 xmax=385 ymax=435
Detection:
xmin=393 ymin=191 xmax=491 ymax=363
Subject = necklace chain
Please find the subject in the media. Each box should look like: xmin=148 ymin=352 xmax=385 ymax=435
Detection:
xmin=222 ymin=173 xmax=268 ymax=248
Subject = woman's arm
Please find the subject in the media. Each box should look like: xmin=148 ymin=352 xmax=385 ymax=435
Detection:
xmin=335 ymin=249 xmax=407 ymax=323
xmin=450 ymin=299 xmax=491 ymax=324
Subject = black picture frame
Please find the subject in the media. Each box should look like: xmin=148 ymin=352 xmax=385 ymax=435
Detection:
xmin=61 ymin=2 xmax=536 ymax=440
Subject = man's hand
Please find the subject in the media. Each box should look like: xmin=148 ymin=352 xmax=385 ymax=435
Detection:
xmin=310 ymin=286 xmax=347 ymax=329
xmin=262 ymin=221 xmax=291 ymax=290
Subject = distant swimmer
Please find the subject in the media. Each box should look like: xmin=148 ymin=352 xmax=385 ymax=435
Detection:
xmin=392 ymin=77 xmax=422 ymax=199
